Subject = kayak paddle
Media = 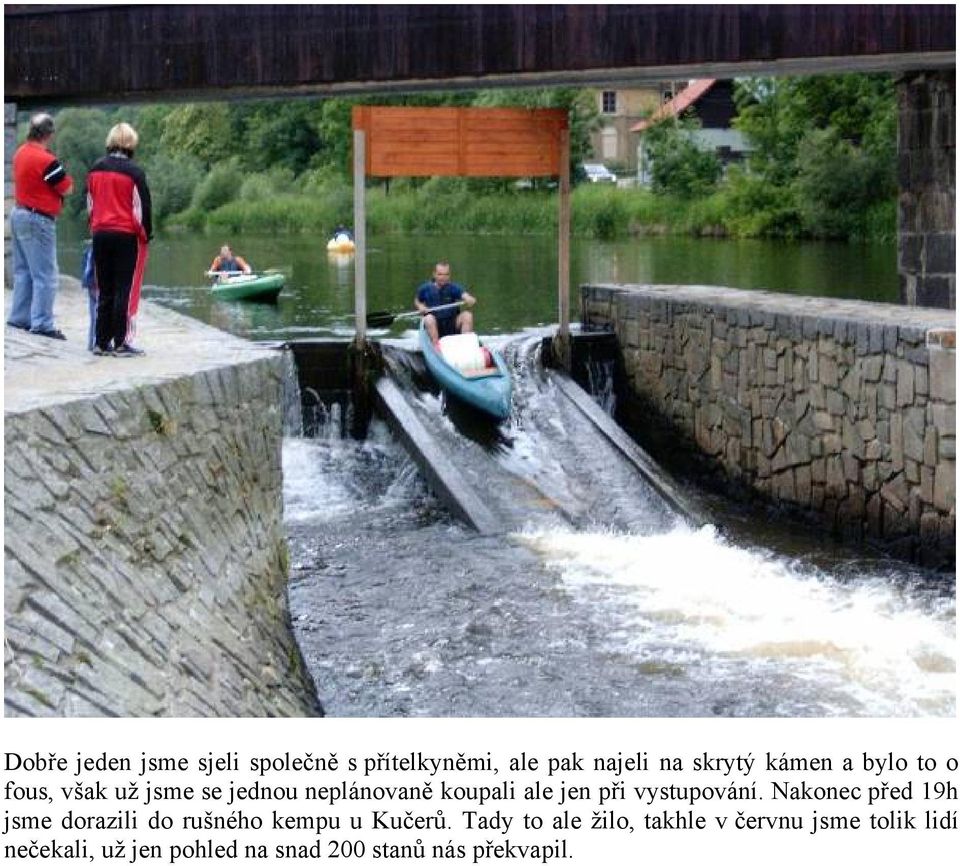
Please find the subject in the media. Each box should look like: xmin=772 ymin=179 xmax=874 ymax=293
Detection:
xmin=366 ymin=301 xmax=464 ymax=329
xmin=205 ymin=267 xmax=286 ymax=278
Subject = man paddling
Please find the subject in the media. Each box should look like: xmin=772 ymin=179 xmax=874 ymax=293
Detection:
xmin=209 ymin=244 xmax=252 ymax=277
xmin=414 ymin=261 xmax=476 ymax=342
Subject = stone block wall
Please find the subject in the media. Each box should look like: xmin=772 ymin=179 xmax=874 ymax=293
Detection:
xmin=4 ymin=357 xmax=319 ymax=716
xmin=898 ymin=71 xmax=955 ymax=309
xmin=583 ymin=284 xmax=956 ymax=566
xmin=5 ymin=102 xmax=16 ymax=282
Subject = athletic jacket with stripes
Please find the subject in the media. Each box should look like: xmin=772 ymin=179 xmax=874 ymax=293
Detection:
xmin=86 ymin=152 xmax=152 ymax=241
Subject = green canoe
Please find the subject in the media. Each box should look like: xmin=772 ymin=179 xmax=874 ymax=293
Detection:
xmin=211 ymin=272 xmax=285 ymax=302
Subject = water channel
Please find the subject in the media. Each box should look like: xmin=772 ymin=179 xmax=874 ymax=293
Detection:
xmin=59 ymin=230 xmax=955 ymax=717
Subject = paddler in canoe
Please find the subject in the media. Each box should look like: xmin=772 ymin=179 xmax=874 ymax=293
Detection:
xmin=208 ymin=244 xmax=253 ymax=279
xmin=414 ymin=260 xmax=476 ymax=342
xmin=205 ymin=245 xmax=285 ymax=302
xmin=413 ymin=261 xmax=511 ymax=420
xmin=326 ymin=225 xmax=356 ymax=253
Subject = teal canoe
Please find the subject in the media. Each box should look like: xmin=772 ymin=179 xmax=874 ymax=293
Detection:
xmin=419 ymin=319 xmax=512 ymax=420
xmin=211 ymin=272 xmax=284 ymax=302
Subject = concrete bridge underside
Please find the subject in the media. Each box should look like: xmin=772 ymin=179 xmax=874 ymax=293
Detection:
xmin=3 ymin=4 xmax=956 ymax=309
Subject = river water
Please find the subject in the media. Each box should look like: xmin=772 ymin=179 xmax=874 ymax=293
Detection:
xmin=58 ymin=230 xmax=899 ymax=340
xmin=59 ymin=230 xmax=954 ymax=717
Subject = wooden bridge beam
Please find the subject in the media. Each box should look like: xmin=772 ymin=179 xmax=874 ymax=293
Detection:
xmin=4 ymin=5 xmax=954 ymax=106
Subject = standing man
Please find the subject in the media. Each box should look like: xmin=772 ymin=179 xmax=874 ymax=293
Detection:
xmin=414 ymin=261 xmax=476 ymax=343
xmin=7 ymin=113 xmax=74 ymax=339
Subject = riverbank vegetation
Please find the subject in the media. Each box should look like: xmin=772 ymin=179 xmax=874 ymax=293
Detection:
xmin=53 ymin=73 xmax=897 ymax=242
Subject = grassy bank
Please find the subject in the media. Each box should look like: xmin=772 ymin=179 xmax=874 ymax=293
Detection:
xmin=166 ymin=177 xmax=896 ymax=243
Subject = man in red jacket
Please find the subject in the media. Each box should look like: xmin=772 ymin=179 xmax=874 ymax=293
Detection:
xmin=6 ymin=113 xmax=74 ymax=339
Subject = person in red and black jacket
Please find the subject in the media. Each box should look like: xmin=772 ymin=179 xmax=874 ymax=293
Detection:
xmin=6 ymin=113 xmax=74 ymax=339
xmin=86 ymin=122 xmax=152 ymax=357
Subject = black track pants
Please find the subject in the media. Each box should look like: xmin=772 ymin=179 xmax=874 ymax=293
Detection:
xmin=92 ymin=231 xmax=138 ymax=350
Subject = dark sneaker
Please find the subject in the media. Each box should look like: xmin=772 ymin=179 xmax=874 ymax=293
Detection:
xmin=31 ymin=328 xmax=66 ymax=340
xmin=113 ymin=344 xmax=144 ymax=357
xmin=6 ymin=321 xmax=29 ymax=331
xmin=92 ymin=346 xmax=112 ymax=356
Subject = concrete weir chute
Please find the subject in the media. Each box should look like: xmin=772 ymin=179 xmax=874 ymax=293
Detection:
xmin=361 ymin=333 xmax=706 ymax=538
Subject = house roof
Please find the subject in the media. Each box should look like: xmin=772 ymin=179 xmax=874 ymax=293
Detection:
xmin=630 ymin=79 xmax=717 ymax=132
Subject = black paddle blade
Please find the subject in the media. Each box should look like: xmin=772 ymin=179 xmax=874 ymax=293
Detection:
xmin=365 ymin=311 xmax=396 ymax=328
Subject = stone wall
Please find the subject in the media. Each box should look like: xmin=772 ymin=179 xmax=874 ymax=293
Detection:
xmin=582 ymin=284 xmax=956 ymax=566
xmin=898 ymin=71 xmax=955 ymax=309
xmin=4 ymin=102 xmax=15 ymax=281
xmin=4 ymin=353 xmax=319 ymax=716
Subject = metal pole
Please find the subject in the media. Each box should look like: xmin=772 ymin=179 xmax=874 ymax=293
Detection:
xmin=353 ymin=129 xmax=367 ymax=344
xmin=558 ymin=126 xmax=571 ymax=340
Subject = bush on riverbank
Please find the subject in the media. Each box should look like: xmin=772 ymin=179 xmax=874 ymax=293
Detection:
xmin=167 ymin=177 xmax=895 ymax=242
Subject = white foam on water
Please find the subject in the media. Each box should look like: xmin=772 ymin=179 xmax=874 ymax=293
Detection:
xmin=518 ymin=524 xmax=956 ymax=717
xmin=282 ymin=421 xmax=425 ymax=525
xmin=282 ymin=438 xmax=361 ymax=524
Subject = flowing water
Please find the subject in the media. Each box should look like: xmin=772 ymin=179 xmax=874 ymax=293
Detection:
xmin=284 ymin=332 xmax=955 ymax=718
xmin=58 ymin=229 xmax=953 ymax=716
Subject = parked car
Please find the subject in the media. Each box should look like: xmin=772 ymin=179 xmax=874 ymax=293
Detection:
xmin=582 ymin=163 xmax=617 ymax=184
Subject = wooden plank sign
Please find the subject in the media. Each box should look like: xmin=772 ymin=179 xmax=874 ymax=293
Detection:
xmin=352 ymin=106 xmax=568 ymax=177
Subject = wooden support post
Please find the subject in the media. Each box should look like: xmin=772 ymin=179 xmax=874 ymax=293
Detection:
xmin=353 ymin=129 xmax=367 ymax=345
xmin=554 ymin=125 xmax=572 ymax=369
xmin=558 ymin=126 xmax=571 ymax=339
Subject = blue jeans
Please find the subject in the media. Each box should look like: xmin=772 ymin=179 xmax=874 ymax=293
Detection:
xmin=8 ymin=206 xmax=59 ymax=332
xmin=87 ymin=287 xmax=98 ymax=350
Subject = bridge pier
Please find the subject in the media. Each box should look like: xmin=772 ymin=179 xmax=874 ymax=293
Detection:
xmin=4 ymin=102 xmax=15 ymax=282
xmin=898 ymin=70 xmax=956 ymax=309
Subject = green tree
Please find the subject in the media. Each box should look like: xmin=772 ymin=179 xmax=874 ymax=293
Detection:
xmin=733 ymin=73 xmax=897 ymax=240
xmin=720 ymin=166 xmax=802 ymax=238
xmin=312 ymin=99 xmax=355 ymax=175
xmin=641 ymin=116 xmax=723 ymax=198
xmin=793 ymin=128 xmax=892 ymax=238
xmin=117 ymin=104 xmax=171 ymax=160
xmin=191 ymin=158 xmax=243 ymax=211
xmin=232 ymin=100 xmax=324 ymax=174
xmin=52 ymin=108 xmax=113 ymax=218
xmin=159 ymin=103 xmax=233 ymax=166
xmin=733 ymin=77 xmax=807 ymax=187
xmin=142 ymin=151 xmax=204 ymax=224
xmin=735 ymin=74 xmax=896 ymax=179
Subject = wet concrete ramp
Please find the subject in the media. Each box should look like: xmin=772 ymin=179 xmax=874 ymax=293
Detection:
xmin=374 ymin=334 xmax=700 ymax=536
